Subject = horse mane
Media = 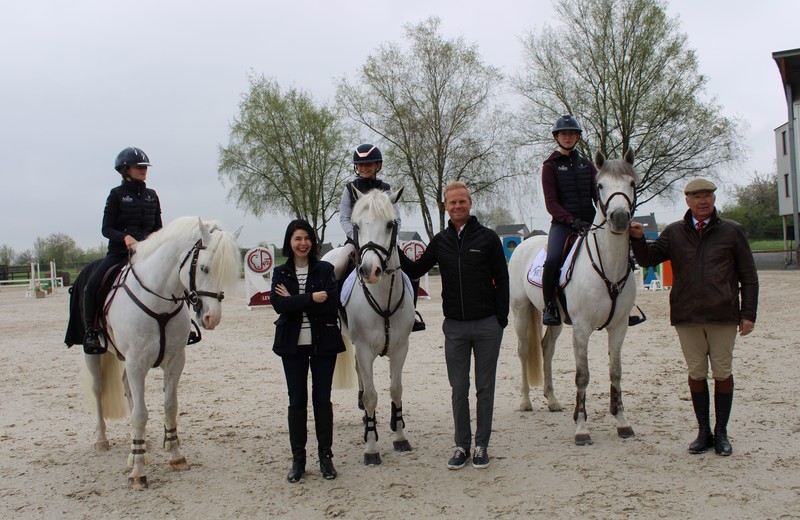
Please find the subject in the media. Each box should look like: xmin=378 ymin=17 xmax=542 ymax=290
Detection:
xmin=133 ymin=216 xmax=241 ymax=291
xmin=351 ymin=189 xmax=398 ymax=223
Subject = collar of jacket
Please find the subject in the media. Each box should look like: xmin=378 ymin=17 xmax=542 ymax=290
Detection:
xmin=682 ymin=208 xmax=718 ymax=229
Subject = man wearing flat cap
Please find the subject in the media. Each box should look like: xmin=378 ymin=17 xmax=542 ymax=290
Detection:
xmin=630 ymin=178 xmax=758 ymax=457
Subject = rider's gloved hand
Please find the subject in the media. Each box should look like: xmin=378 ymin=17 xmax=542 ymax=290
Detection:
xmin=571 ymin=219 xmax=591 ymax=233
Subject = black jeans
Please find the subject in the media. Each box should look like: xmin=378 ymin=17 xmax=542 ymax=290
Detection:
xmin=281 ymin=348 xmax=337 ymax=409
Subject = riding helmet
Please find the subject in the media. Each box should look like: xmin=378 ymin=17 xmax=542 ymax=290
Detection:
xmin=352 ymin=144 xmax=383 ymax=164
xmin=551 ymin=115 xmax=583 ymax=136
xmin=114 ymin=146 xmax=151 ymax=173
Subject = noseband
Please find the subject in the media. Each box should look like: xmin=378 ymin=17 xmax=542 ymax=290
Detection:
xmin=178 ymin=239 xmax=226 ymax=312
xmin=353 ymin=220 xmax=401 ymax=275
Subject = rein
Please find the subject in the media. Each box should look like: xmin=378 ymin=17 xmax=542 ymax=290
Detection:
xmin=354 ymin=220 xmax=404 ymax=356
xmin=571 ymin=187 xmax=637 ymax=330
xmin=112 ymin=239 xmax=225 ymax=367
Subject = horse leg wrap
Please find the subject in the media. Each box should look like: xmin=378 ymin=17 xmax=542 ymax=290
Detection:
xmin=163 ymin=427 xmax=180 ymax=451
xmin=128 ymin=438 xmax=147 ymax=467
xmin=573 ymin=392 xmax=588 ymax=423
xmin=390 ymin=402 xmax=404 ymax=432
xmin=610 ymin=385 xmax=623 ymax=416
xmin=364 ymin=414 xmax=378 ymax=443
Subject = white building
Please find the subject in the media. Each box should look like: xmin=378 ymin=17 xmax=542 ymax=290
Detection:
xmin=773 ymin=48 xmax=800 ymax=265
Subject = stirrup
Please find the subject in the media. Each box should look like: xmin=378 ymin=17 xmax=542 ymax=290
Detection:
xmin=83 ymin=329 xmax=107 ymax=355
xmin=412 ymin=311 xmax=426 ymax=332
xmin=628 ymin=305 xmax=647 ymax=327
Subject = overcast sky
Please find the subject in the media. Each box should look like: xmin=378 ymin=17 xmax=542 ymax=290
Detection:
xmin=2 ymin=0 xmax=797 ymax=254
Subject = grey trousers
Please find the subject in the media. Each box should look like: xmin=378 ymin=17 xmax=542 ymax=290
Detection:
xmin=442 ymin=316 xmax=504 ymax=450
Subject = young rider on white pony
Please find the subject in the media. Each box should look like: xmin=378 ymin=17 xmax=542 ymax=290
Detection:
xmin=337 ymin=144 xmax=425 ymax=331
xmin=540 ymin=116 xmax=598 ymax=327
xmin=83 ymin=147 xmax=163 ymax=354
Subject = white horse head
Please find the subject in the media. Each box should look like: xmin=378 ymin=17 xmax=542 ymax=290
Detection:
xmin=594 ymin=149 xmax=639 ymax=234
xmin=351 ymin=187 xmax=404 ymax=284
xmin=132 ymin=216 xmax=242 ymax=330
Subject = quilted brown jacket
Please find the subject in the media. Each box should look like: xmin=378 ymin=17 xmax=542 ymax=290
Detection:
xmin=631 ymin=209 xmax=758 ymax=326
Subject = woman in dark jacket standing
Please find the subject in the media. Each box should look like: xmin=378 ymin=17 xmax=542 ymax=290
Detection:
xmin=271 ymin=219 xmax=345 ymax=483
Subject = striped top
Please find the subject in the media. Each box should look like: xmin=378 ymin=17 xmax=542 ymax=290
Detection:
xmin=296 ymin=266 xmax=312 ymax=346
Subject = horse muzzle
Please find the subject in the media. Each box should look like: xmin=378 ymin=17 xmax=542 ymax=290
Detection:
xmin=607 ymin=209 xmax=632 ymax=234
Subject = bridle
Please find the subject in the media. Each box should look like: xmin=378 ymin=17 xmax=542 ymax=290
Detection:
xmin=572 ymin=182 xmax=638 ymax=330
xmin=353 ymin=219 xmax=405 ymax=356
xmin=110 ymin=239 xmax=225 ymax=367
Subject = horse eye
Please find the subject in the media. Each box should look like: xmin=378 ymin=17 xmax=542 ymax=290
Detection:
xmin=630 ymin=181 xmax=636 ymax=188
xmin=386 ymin=222 xmax=393 ymax=230
xmin=597 ymin=183 xmax=604 ymax=190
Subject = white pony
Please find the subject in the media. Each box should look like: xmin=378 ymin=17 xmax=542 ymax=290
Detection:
xmin=81 ymin=216 xmax=241 ymax=489
xmin=325 ymin=188 xmax=415 ymax=465
xmin=508 ymin=150 xmax=639 ymax=445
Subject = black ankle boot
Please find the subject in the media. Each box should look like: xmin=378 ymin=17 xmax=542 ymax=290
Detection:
xmin=542 ymin=302 xmax=561 ymax=326
xmin=319 ymin=448 xmax=337 ymax=480
xmin=689 ymin=386 xmax=714 ymax=454
xmin=541 ymin=261 xmax=561 ymax=326
xmin=714 ymin=391 xmax=733 ymax=456
xmin=287 ymin=407 xmax=307 ymax=483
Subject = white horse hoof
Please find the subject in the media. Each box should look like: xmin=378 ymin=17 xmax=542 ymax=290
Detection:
xmin=93 ymin=440 xmax=110 ymax=451
xmin=364 ymin=453 xmax=382 ymax=466
xmin=548 ymin=403 xmax=563 ymax=412
xmin=393 ymin=440 xmax=412 ymax=452
xmin=128 ymin=475 xmax=148 ymax=490
xmin=575 ymin=434 xmax=593 ymax=446
xmin=617 ymin=426 xmax=635 ymax=438
xmin=519 ymin=400 xmax=533 ymax=412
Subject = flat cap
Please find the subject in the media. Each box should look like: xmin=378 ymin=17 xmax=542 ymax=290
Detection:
xmin=684 ymin=178 xmax=717 ymax=194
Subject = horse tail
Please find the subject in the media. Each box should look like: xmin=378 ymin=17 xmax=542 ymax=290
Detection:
xmin=526 ymin=307 xmax=544 ymax=387
xmin=332 ymin=334 xmax=356 ymax=390
xmin=81 ymin=352 xmax=129 ymax=419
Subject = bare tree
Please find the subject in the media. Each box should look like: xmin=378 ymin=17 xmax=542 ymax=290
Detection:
xmin=515 ymin=0 xmax=744 ymax=205
xmin=219 ymin=74 xmax=351 ymax=242
xmin=337 ymin=17 xmax=521 ymax=239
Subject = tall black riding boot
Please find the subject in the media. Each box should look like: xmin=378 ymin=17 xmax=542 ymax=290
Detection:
xmin=714 ymin=389 xmax=734 ymax=456
xmin=541 ymin=261 xmax=561 ymax=326
xmin=82 ymin=290 xmax=104 ymax=355
xmin=314 ymin=403 xmax=337 ymax=480
xmin=688 ymin=382 xmax=714 ymax=454
xmin=287 ymin=407 xmax=307 ymax=483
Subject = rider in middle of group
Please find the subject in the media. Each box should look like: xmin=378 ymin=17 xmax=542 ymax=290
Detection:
xmin=540 ymin=115 xmax=598 ymax=327
xmin=338 ymin=143 xmax=425 ymax=332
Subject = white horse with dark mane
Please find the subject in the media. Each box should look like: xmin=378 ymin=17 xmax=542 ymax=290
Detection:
xmin=325 ymin=188 xmax=415 ymax=465
xmin=508 ymin=150 xmax=639 ymax=445
xmin=76 ymin=216 xmax=241 ymax=488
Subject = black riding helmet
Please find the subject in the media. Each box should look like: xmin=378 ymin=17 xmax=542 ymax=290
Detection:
xmin=115 ymin=146 xmax=151 ymax=174
xmin=352 ymin=144 xmax=383 ymax=175
xmin=552 ymin=115 xmax=582 ymax=151
xmin=551 ymin=115 xmax=582 ymax=136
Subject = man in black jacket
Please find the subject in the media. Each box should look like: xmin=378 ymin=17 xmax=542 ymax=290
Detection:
xmin=399 ymin=181 xmax=509 ymax=470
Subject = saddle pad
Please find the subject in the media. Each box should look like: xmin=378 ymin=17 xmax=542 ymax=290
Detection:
xmin=525 ymin=241 xmax=579 ymax=288
xmin=340 ymin=270 xmax=414 ymax=306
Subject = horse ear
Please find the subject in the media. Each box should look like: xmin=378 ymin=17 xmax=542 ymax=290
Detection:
xmin=390 ymin=186 xmax=404 ymax=204
xmin=232 ymin=225 xmax=243 ymax=240
xmin=624 ymin=148 xmax=635 ymax=165
xmin=198 ymin=217 xmax=212 ymax=245
xmin=594 ymin=151 xmax=606 ymax=168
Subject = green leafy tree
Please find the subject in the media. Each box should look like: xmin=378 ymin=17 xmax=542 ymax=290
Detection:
xmin=337 ymin=17 xmax=521 ymax=239
xmin=0 ymin=244 xmax=14 ymax=265
xmin=515 ymin=0 xmax=744 ymax=204
xmin=720 ymin=172 xmax=781 ymax=239
xmin=219 ymin=74 xmax=351 ymax=242
xmin=33 ymin=233 xmax=77 ymax=267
